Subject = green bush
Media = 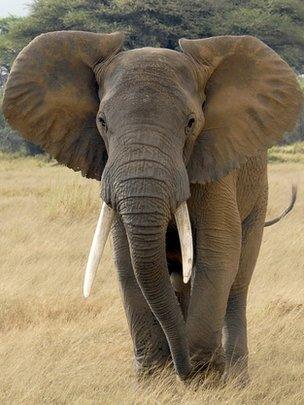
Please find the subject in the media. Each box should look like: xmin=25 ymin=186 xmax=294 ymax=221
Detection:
xmin=268 ymin=142 xmax=304 ymax=163
xmin=0 ymin=123 xmax=43 ymax=155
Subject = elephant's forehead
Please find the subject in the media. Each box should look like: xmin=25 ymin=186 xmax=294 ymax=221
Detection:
xmin=122 ymin=47 xmax=190 ymax=66
xmin=106 ymin=48 xmax=197 ymax=86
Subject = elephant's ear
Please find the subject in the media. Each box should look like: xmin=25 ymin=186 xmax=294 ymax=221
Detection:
xmin=3 ymin=31 xmax=124 ymax=180
xmin=179 ymin=36 xmax=303 ymax=184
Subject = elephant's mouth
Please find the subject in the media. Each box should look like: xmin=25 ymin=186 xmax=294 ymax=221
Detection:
xmin=166 ymin=220 xmax=193 ymax=319
xmin=83 ymin=201 xmax=193 ymax=299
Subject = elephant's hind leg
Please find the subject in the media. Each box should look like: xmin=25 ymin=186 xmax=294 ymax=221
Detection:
xmin=112 ymin=216 xmax=170 ymax=375
xmin=223 ymin=187 xmax=268 ymax=384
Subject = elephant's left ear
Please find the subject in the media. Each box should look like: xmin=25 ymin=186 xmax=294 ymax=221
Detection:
xmin=179 ymin=36 xmax=303 ymax=184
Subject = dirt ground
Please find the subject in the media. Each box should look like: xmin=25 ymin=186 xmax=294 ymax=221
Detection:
xmin=0 ymin=154 xmax=303 ymax=404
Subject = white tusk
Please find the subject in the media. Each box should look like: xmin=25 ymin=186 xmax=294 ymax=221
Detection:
xmin=83 ymin=202 xmax=115 ymax=298
xmin=174 ymin=201 xmax=193 ymax=284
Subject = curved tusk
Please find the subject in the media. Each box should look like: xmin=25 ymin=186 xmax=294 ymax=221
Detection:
xmin=83 ymin=202 xmax=115 ymax=298
xmin=174 ymin=201 xmax=193 ymax=284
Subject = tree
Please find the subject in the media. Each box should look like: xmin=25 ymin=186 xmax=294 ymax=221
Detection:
xmin=0 ymin=17 xmax=21 ymax=68
xmin=2 ymin=0 xmax=304 ymax=72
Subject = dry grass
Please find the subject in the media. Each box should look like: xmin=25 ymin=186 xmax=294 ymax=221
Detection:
xmin=268 ymin=142 xmax=304 ymax=163
xmin=0 ymin=151 xmax=304 ymax=404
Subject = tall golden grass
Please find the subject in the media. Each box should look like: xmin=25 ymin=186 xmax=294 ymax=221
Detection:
xmin=0 ymin=151 xmax=303 ymax=404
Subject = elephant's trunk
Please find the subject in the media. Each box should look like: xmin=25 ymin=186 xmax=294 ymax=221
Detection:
xmin=120 ymin=191 xmax=192 ymax=379
xmin=84 ymin=140 xmax=193 ymax=378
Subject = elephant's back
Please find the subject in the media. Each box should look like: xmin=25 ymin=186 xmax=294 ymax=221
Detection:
xmin=236 ymin=151 xmax=268 ymax=221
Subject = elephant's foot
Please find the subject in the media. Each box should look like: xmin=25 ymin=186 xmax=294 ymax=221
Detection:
xmin=222 ymin=356 xmax=250 ymax=387
xmin=191 ymin=346 xmax=225 ymax=377
xmin=134 ymin=351 xmax=172 ymax=380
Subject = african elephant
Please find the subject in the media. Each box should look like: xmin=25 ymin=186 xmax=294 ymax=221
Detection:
xmin=3 ymin=31 xmax=303 ymax=382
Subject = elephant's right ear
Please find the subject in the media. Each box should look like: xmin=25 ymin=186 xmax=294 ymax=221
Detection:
xmin=3 ymin=31 xmax=124 ymax=180
xmin=180 ymin=36 xmax=303 ymax=184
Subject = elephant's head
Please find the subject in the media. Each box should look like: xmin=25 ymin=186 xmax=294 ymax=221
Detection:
xmin=3 ymin=31 xmax=302 ymax=378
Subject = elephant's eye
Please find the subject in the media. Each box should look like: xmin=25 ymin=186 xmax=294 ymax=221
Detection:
xmin=185 ymin=116 xmax=196 ymax=136
xmin=187 ymin=117 xmax=195 ymax=129
xmin=98 ymin=115 xmax=107 ymax=131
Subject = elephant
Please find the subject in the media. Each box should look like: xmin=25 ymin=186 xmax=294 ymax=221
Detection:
xmin=3 ymin=31 xmax=303 ymax=382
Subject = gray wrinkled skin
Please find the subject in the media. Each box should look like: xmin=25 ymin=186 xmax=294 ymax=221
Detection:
xmin=97 ymin=49 xmax=269 ymax=382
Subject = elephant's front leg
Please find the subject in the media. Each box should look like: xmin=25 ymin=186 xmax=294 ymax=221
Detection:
xmin=111 ymin=216 xmax=170 ymax=374
xmin=187 ymin=180 xmax=242 ymax=373
xmin=222 ymin=187 xmax=268 ymax=384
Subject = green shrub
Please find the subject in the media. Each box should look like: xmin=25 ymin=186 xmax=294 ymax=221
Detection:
xmin=268 ymin=142 xmax=304 ymax=163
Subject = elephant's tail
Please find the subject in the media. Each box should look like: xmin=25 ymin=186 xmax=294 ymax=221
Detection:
xmin=264 ymin=184 xmax=297 ymax=227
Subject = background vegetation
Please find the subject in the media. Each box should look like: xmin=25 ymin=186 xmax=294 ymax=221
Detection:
xmin=0 ymin=0 xmax=303 ymax=153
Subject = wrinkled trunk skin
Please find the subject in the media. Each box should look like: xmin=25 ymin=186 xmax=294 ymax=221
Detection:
xmin=122 ymin=199 xmax=191 ymax=379
xmin=101 ymin=132 xmax=192 ymax=379
xmin=111 ymin=216 xmax=171 ymax=372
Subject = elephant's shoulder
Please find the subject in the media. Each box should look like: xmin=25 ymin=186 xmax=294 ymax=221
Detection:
xmin=236 ymin=152 xmax=268 ymax=219
xmin=238 ymin=152 xmax=267 ymax=179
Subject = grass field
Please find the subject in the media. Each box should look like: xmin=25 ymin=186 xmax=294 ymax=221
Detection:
xmin=268 ymin=142 xmax=304 ymax=163
xmin=0 ymin=150 xmax=304 ymax=404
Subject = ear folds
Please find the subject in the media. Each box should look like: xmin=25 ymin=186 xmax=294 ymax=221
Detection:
xmin=3 ymin=31 xmax=124 ymax=180
xmin=179 ymin=36 xmax=303 ymax=184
